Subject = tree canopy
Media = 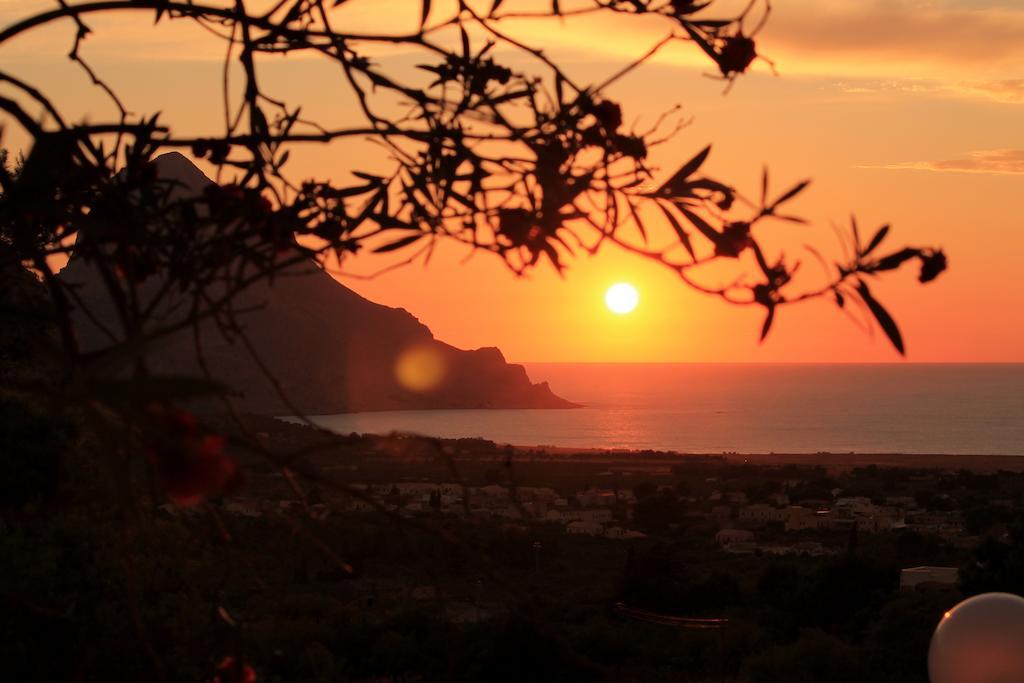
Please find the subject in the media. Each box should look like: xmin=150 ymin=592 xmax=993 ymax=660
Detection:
xmin=0 ymin=4 xmax=953 ymax=677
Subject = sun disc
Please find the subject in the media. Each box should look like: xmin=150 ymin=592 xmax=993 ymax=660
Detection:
xmin=605 ymin=283 xmax=639 ymax=315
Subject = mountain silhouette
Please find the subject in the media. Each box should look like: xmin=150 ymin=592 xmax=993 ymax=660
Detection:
xmin=58 ymin=153 xmax=577 ymax=414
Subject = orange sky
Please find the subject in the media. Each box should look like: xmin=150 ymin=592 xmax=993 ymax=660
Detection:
xmin=2 ymin=0 xmax=1022 ymax=362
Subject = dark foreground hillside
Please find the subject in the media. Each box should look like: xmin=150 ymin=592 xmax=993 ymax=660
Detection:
xmin=4 ymin=408 xmax=1023 ymax=682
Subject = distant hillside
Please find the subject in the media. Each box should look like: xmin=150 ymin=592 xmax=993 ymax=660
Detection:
xmin=58 ymin=153 xmax=577 ymax=415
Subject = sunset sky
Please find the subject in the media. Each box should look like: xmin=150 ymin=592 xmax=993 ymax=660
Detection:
xmin=2 ymin=0 xmax=1022 ymax=362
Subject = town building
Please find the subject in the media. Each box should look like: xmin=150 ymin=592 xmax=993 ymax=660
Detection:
xmin=900 ymin=566 xmax=959 ymax=591
xmin=716 ymin=529 xmax=754 ymax=547
xmin=566 ymin=521 xmax=604 ymax=536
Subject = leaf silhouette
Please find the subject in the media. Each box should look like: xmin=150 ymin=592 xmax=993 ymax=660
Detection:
xmin=420 ymin=0 xmax=431 ymax=29
xmin=625 ymin=199 xmax=648 ymax=244
xmin=769 ymin=179 xmax=810 ymax=211
xmin=772 ymin=214 xmax=808 ymax=224
xmin=863 ymin=224 xmax=889 ymax=256
xmin=872 ymin=247 xmax=919 ymax=272
xmin=657 ymin=145 xmax=711 ymax=196
xmin=374 ymin=233 xmax=425 ymax=253
xmin=655 ymin=201 xmax=695 ymax=259
xmin=680 ymin=22 xmax=718 ymax=63
xmin=676 ymin=203 xmax=721 ymax=244
xmin=686 ymin=178 xmax=733 ymax=195
xmin=857 ymin=281 xmax=904 ymax=354
xmin=760 ymin=305 xmax=775 ymax=341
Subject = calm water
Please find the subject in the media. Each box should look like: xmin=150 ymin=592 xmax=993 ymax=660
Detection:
xmin=306 ymin=364 xmax=1024 ymax=455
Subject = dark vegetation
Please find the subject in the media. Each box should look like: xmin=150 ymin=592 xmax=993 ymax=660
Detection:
xmin=0 ymin=0 xmax=959 ymax=680
xmin=5 ymin=409 xmax=1023 ymax=681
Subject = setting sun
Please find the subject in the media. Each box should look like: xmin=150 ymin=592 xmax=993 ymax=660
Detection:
xmin=605 ymin=283 xmax=639 ymax=315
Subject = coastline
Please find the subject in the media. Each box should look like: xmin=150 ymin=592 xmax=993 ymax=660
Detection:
xmin=504 ymin=443 xmax=1024 ymax=472
xmin=267 ymin=415 xmax=1024 ymax=472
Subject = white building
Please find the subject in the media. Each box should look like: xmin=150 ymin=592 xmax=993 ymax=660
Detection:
xmin=712 ymin=505 xmax=732 ymax=521
xmin=546 ymin=509 xmax=580 ymax=523
xmin=478 ymin=484 xmax=508 ymax=498
xmin=345 ymin=498 xmax=374 ymax=512
xmin=835 ymin=497 xmax=876 ymax=518
xmin=616 ymin=489 xmax=638 ymax=505
xmin=605 ymin=527 xmax=647 ymax=540
xmin=518 ymin=486 xmax=558 ymax=502
xmin=576 ymin=488 xmax=617 ymax=507
xmin=566 ymin=521 xmax=604 ymax=536
xmin=900 ymin=566 xmax=959 ymax=591
xmin=394 ymin=482 xmax=439 ymax=496
xmin=790 ymin=541 xmax=832 ymax=557
xmin=577 ymin=508 xmax=614 ymax=524
xmin=857 ymin=513 xmax=901 ymax=533
xmin=224 ymin=499 xmax=262 ymax=518
xmin=785 ymin=506 xmax=835 ymax=531
xmin=739 ymin=504 xmax=788 ymax=524
xmin=490 ymin=507 xmax=524 ymax=519
xmin=906 ymin=511 xmax=964 ymax=538
xmin=716 ymin=529 xmax=754 ymax=547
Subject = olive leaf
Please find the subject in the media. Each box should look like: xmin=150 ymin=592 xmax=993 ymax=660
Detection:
xmin=857 ymin=280 xmax=904 ymax=354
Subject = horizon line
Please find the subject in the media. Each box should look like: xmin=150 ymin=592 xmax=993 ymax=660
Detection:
xmin=513 ymin=360 xmax=1024 ymax=365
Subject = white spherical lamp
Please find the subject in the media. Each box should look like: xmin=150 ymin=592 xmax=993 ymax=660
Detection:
xmin=929 ymin=592 xmax=1024 ymax=683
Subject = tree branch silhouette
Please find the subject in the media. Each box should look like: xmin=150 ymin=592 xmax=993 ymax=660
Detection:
xmin=0 ymin=2 xmax=948 ymax=677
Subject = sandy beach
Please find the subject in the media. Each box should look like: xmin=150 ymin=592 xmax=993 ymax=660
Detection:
xmin=509 ymin=444 xmax=1024 ymax=472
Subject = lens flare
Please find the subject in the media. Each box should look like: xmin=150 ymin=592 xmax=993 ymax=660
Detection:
xmin=394 ymin=344 xmax=447 ymax=392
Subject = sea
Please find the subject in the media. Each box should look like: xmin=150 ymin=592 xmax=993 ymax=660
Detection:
xmin=304 ymin=364 xmax=1024 ymax=456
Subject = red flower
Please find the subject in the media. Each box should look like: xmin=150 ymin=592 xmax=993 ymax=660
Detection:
xmin=211 ymin=657 xmax=256 ymax=683
xmin=146 ymin=408 xmax=240 ymax=507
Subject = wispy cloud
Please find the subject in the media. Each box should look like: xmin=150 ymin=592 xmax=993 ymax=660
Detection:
xmin=962 ymin=79 xmax=1024 ymax=103
xmin=862 ymin=149 xmax=1024 ymax=175
xmin=514 ymin=0 xmax=1024 ymax=100
xmin=830 ymin=78 xmax=1024 ymax=104
xmin=764 ymin=0 xmax=1024 ymax=73
xmin=2 ymin=0 xmax=1022 ymax=106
